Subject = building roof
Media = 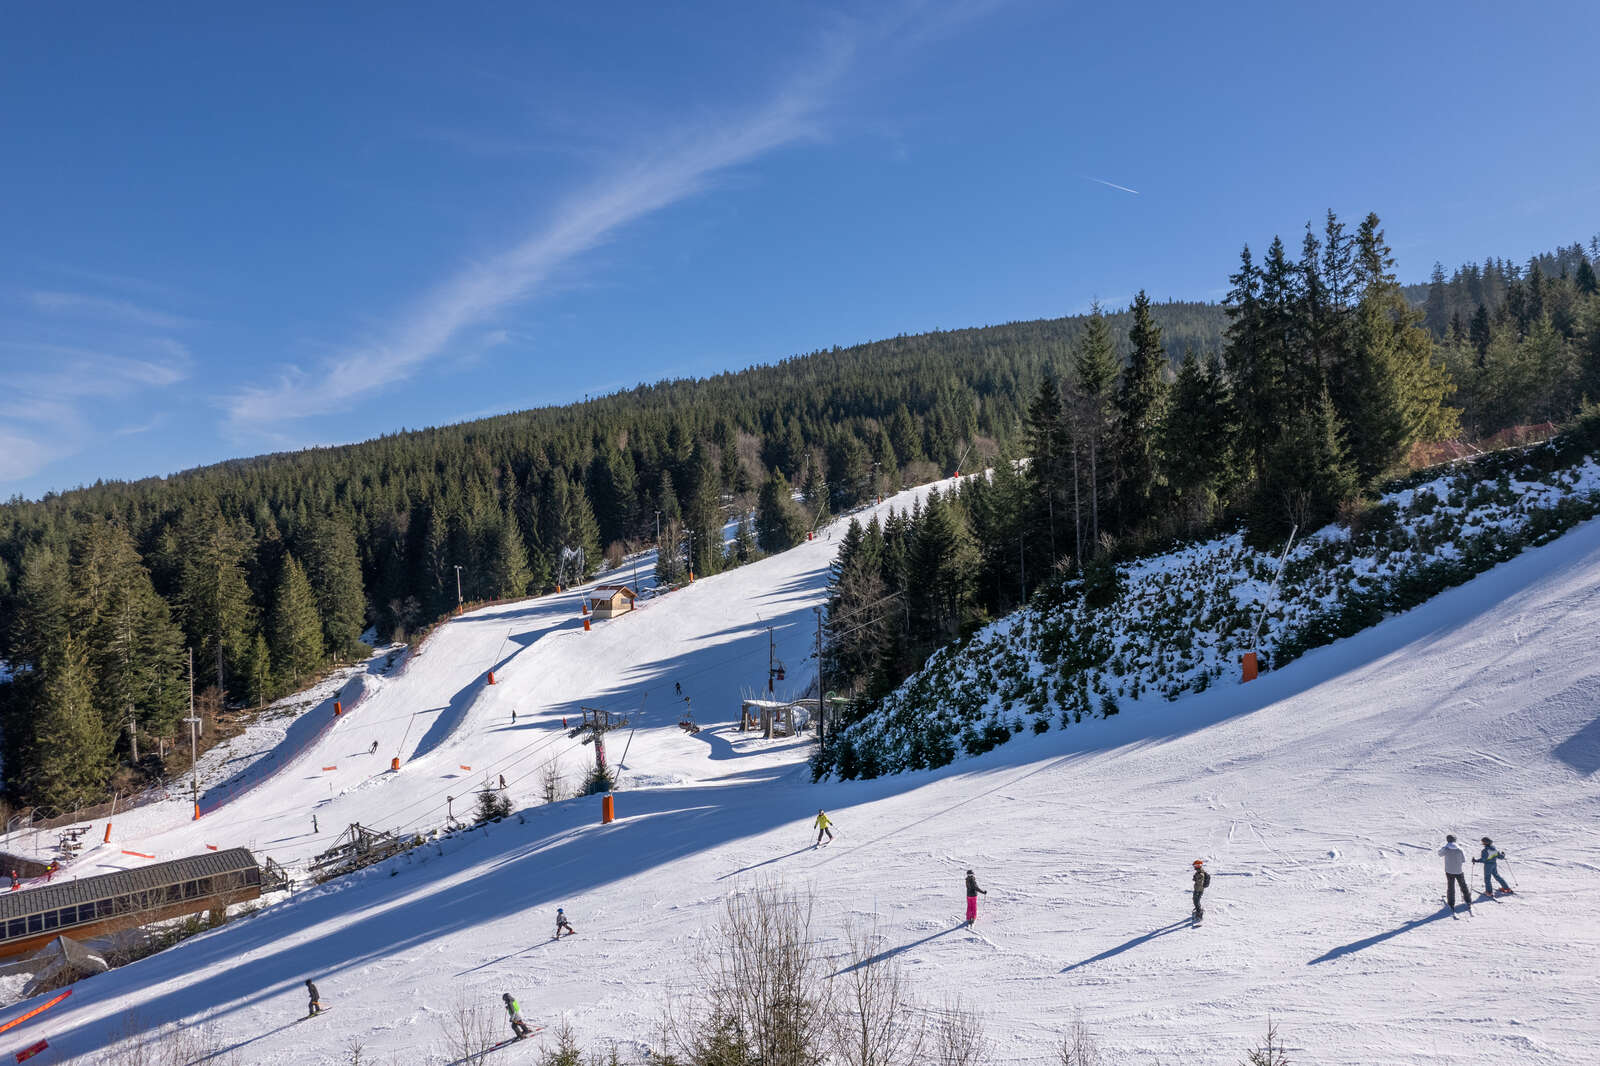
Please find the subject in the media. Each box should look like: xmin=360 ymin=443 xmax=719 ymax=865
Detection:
xmin=0 ymin=848 xmax=259 ymax=921
xmin=592 ymin=585 xmax=637 ymax=598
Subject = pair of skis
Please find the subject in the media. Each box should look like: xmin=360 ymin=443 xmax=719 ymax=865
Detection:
xmin=488 ymin=1027 xmax=546 ymax=1051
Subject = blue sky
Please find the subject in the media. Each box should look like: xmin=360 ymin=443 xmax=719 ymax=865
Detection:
xmin=3 ymin=1 xmax=1597 ymax=500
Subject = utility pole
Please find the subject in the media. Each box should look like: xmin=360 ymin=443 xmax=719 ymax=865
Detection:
xmin=814 ymin=606 xmax=825 ymax=752
xmin=126 ymin=705 xmax=138 ymax=763
xmin=655 ymin=510 xmax=661 ymax=547
xmin=453 ymin=565 xmax=464 ymax=614
xmin=768 ymin=626 xmax=777 ymax=695
xmin=1020 ymin=531 xmax=1027 ymax=603
xmin=184 ymin=648 xmax=201 ymax=819
xmin=683 ymin=527 xmax=693 ymax=580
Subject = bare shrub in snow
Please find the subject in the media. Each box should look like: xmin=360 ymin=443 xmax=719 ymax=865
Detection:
xmin=435 ymin=995 xmax=498 ymax=1064
xmin=832 ymin=920 xmax=925 ymax=1066
xmin=666 ymin=882 xmax=832 ymax=1066
xmin=541 ymin=758 xmax=567 ymax=804
xmin=926 ymin=997 xmax=988 ymax=1066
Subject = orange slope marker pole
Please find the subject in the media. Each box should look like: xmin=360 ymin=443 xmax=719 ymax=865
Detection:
xmin=120 ymin=850 xmax=155 ymax=860
xmin=0 ymin=988 xmax=72 ymax=1038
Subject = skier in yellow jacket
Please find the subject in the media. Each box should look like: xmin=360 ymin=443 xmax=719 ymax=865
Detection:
xmin=813 ymin=810 xmax=834 ymax=847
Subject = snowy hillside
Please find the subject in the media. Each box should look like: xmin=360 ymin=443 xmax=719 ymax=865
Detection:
xmin=1 ymin=480 xmax=1598 ymax=1064
xmin=823 ymin=438 xmax=1600 ymax=778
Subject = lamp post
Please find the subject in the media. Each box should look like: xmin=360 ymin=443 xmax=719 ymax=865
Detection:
xmin=185 ymin=647 xmax=201 ymax=819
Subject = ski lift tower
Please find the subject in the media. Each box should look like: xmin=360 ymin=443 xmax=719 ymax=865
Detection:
xmin=570 ymin=707 xmax=629 ymax=779
xmin=557 ymin=545 xmax=585 ymax=592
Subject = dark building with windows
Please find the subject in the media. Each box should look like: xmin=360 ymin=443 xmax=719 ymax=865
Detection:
xmin=0 ymin=848 xmax=263 ymax=959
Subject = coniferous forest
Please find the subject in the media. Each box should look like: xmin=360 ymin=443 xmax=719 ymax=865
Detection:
xmin=816 ymin=217 xmax=1600 ymax=742
xmin=2 ymin=212 xmax=1598 ymax=811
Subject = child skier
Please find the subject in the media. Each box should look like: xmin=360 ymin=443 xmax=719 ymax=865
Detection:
xmin=965 ymin=869 xmax=987 ymax=927
xmin=555 ymin=907 xmax=576 ymax=939
xmin=1191 ymin=860 xmax=1211 ymax=923
xmin=502 ymin=993 xmax=533 ymax=1038
xmin=1439 ymin=834 xmax=1473 ymax=913
xmin=813 ymin=810 xmax=834 ymax=847
xmin=305 ymin=978 xmax=323 ymax=1016
xmin=1472 ymin=837 xmax=1512 ymax=896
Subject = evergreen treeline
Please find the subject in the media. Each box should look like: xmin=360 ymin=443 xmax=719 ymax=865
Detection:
xmin=819 ymin=215 xmax=1600 ymax=733
xmin=0 ymin=303 xmax=1221 ymax=807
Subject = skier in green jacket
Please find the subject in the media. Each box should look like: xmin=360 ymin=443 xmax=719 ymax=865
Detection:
xmin=503 ymin=993 xmax=533 ymax=1038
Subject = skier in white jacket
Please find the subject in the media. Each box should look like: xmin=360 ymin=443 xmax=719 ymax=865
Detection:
xmin=1439 ymin=834 xmax=1473 ymax=912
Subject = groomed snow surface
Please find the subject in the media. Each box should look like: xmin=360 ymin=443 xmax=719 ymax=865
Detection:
xmin=3 ymin=478 xmax=1599 ymax=1064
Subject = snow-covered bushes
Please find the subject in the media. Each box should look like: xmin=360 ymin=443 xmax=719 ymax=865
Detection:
xmin=818 ymin=432 xmax=1600 ymax=779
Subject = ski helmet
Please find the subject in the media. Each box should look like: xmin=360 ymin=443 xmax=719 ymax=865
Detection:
xmin=1481 ymin=837 xmax=1492 ymax=845
xmin=557 ymin=907 xmax=564 ymax=913
xmin=503 ymin=993 xmax=513 ymax=1003
xmin=1446 ymin=834 xmax=1456 ymax=843
xmin=1193 ymin=859 xmax=1204 ymax=868
xmin=966 ymin=869 xmax=973 ymax=875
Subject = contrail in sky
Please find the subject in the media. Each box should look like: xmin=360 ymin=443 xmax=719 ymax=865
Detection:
xmin=1083 ymin=176 xmax=1140 ymax=195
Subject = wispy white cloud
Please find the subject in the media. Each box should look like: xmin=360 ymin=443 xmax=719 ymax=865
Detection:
xmin=224 ymin=23 xmax=873 ymax=431
xmin=1083 ymin=175 xmax=1141 ymax=196
xmin=0 ymin=428 xmax=63 ymax=484
xmin=0 ymin=342 xmax=190 ymax=486
xmin=26 ymin=289 xmax=194 ymax=330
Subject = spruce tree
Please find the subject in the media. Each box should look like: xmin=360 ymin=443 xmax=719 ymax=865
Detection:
xmin=1114 ymin=290 xmax=1170 ymax=528
xmin=1161 ymin=352 xmax=1235 ymax=530
xmin=71 ymin=520 xmax=187 ymax=742
xmin=29 ymin=635 xmax=110 ymax=810
xmin=244 ymin=631 xmax=274 ymax=709
xmin=270 ymin=554 xmax=324 ymax=686
xmin=484 ymin=507 xmax=534 ymax=599
xmin=756 ymin=472 xmax=805 ymax=553
xmin=1069 ymin=305 xmax=1120 ymax=553
xmin=303 ymin=518 xmax=367 ymax=659
xmin=177 ymin=507 xmax=258 ymax=695
xmin=684 ymin=444 xmax=724 ymax=578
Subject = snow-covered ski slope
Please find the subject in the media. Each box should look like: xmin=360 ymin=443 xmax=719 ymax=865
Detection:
xmin=9 ymin=483 xmax=1600 ymax=1064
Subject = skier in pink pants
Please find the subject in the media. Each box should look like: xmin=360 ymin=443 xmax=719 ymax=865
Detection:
xmin=965 ymin=869 xmax=987 ymax=927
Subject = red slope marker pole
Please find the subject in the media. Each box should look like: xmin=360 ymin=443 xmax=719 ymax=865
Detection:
xmin=0 ymin=989 xmax=73 ymax=1038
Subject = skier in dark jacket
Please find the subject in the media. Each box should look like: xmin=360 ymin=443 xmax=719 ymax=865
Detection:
xmin=1191 ymin=860 xmax=1210 ymax=922
xmin=503 ymin=993 xmax=533 ymax=1038
xmin=305 ymin=978 xmax=323 ymax=1016
xmin=964 ymin=870 xmax=987 ymax=927
xmin=1472 ymin=837 xmax=1512 ymax=896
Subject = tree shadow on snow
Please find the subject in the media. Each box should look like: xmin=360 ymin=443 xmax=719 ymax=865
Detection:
xmin=717 ymin=844 xmax=816 ymax=880
xmin=1059 ymin=920 xmax=1192 ymax=972
xmin=830 ymin=924 xmax=965 ymax=977
xmin=1307 ymin=908 xmax=1454 ymax=964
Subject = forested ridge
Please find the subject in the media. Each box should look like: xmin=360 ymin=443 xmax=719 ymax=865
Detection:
xmin=815 ymin=217 xmax=1600 ymax=764
xmin=0 ymin=299 xmax=1220 ymax=808
xmin=2 ymin=215 xmax=1596 ymax=809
